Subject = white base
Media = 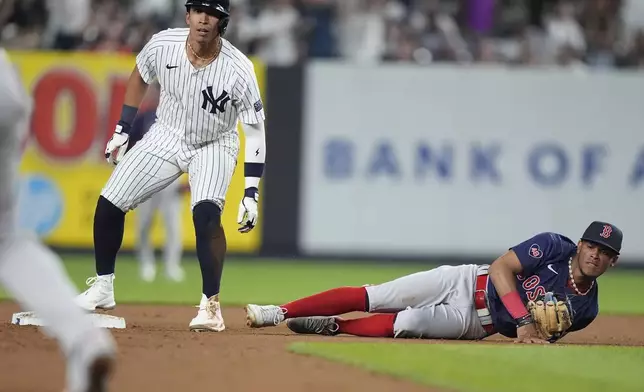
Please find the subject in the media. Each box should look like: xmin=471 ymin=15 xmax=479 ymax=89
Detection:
xmin=11 ymin=311 xmax=126 ymax=329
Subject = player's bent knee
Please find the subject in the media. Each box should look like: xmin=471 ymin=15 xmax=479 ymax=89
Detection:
xmin=192 ymin=201 xmax=222 ymax=237
xmin=392 ymin=310 xmax=427 ymax=339
xmin=99 ymin=188 xmax=132 ymax=212
xmin=95 ymin=196 xmax=126 ymax=223
xmin=191 ymin=197 xmax=224 ymax=213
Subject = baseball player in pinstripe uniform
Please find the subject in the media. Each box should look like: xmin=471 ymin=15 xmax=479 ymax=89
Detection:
xmin=76 ymin=0 xmax=267 ymax=332
xmin=0 ymin=48 xmax=115 ymax=391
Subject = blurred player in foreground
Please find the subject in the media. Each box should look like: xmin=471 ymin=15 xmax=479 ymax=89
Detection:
xmin=130 ymin=85 xmax=187 ymax=282
xmin=0 ymin=49 xmax=115 ymax=391
xmin=246 ymin=221 xmax=622 ymax=344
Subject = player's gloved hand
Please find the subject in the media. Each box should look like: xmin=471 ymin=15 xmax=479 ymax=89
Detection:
xmin=237 ymin=187 xmax=259 ymax=233
xmin=105 ymin=121 xmax=130 ymax=166
xmin=527 ymin=292 xmax=572 ymax=342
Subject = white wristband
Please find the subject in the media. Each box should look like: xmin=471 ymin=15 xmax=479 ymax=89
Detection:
xmin=245 ymin=177 xmax=260 ymax=189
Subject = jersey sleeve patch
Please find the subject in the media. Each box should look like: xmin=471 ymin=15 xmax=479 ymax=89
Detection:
xmin=511 ymin=232 xmax=559 ymax=276
xmin=254 ymin=100 xmax=263 ymax=113
xmin=528 ymin=243 xmax=543 ymax=259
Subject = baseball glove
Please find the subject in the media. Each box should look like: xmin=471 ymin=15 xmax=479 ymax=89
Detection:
xmin=527 ymin=292 xmax=573 ymax=342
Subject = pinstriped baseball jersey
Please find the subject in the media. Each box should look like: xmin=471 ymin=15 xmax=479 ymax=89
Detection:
xmin=101 ymin=28 xmax=265 ymax=212
xmin=136 ymin=28 xmax=265 ymax=147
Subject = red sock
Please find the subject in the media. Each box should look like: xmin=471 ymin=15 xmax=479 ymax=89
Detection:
xmin=336 ymin=314 xmax=396 ymax=338
xmin=281 ymin=287 xmax=367 ymax=318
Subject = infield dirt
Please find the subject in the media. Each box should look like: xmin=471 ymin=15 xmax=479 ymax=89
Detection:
xmin=1 ymin=302 xmax=643 ymax=392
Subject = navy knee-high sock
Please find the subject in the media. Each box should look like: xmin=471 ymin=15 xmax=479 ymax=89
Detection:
xmin=193 ymin=202 xmax=226 ymax=298
xmin=94 ymin=196 xmax=126 ymax=276
xmin=208 ymin=225 xmax=226 ymax=296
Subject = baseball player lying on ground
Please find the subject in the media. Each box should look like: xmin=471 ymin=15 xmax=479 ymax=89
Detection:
xmin=246 ymin=221 xmax=622 ymax=344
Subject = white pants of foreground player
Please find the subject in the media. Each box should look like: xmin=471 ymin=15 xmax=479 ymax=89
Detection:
xmin=365 ymin=264 xmax=489 ymax=339
xmin=0 ymin=49 xmax=114 ymax=391
xmin=136 ymin=180 xmax=183 ymax=282
xmin=0 ymin=236 xmax=116 ymax=391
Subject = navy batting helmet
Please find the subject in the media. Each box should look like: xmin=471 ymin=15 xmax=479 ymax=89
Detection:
xmin=185 ymin=0 xmax=230 ymax=36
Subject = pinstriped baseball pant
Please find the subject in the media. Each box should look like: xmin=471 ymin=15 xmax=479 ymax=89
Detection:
xmin=101 ymin=126 xmax=238 ymax=212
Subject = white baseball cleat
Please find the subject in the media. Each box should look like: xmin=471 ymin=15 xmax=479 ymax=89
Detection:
xmin=75 ymin=275 xmax=116 ymax=312
xmin=64 ymin=328 xmax=116 ymax=392
xmin=189 ymin=294 xmax=225 ymax=332
xmin=245 ymin=304 xmax=286 ymax=328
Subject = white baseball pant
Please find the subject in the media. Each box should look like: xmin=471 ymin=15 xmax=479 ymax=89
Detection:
xmin=101 ymin=124 xmax=238 ymax=212
xmin=0 ymin=49 xmax=111 ymax=360
xmin=365 ymin=264 xmax=489 ymax=339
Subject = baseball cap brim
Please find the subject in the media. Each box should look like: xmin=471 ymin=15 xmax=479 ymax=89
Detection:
xmin=580 ymin=237 xmax=620 ymax=255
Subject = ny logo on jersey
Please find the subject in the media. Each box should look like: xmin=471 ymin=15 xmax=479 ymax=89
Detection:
xmin=202 ymin=87 xmax=230 ymax=114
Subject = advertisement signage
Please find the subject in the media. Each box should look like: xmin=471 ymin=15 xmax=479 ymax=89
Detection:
xmin=301 ymin=64 xmax=644 ymax=262
xmin=9 ymin=51 xmax=263 ymax=252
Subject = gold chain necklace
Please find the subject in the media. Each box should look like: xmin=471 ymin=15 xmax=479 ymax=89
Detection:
xmin=187 ymin=37 xmax=221 ymax=63
xmin=568 ymin=257 xmax=594 ymax=296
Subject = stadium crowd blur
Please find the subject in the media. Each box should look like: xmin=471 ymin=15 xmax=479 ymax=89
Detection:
xmin=1 ymin=0 xmax=644 ymax=69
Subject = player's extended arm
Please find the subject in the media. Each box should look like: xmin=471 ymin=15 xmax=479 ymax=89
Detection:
xmin=105 ymin=67 xmax=149 ymax=165
xmin=123 ymin=66 xmax=149 ymax=110
xmin=236 ymin=121 xmax=266 ymax=233
xmin=488 ymin=251 xmax=549 ymax=344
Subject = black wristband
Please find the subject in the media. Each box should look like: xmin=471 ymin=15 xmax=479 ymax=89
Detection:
xmin=120 ymin=104 xmax=138 ymax=128
xmin=515 ymin=314 xmax=533 ymax=328
xmin=244 ymin=162 xmax=265 ymax=178
xmin=244 ymin=187 xmax=259 ymax=199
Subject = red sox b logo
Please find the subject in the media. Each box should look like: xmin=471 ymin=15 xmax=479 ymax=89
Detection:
xmin=600 ymin=225 xmax=612 ymax=239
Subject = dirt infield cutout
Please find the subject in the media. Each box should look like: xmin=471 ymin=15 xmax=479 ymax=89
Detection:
xmin=1 ymin=302 xmax=642 ymax=392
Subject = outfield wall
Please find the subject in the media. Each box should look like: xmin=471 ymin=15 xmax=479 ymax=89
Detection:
xmin=296 ymin=63 xmax=644 ymax=263
xmin=7 ymin=51 xmax=644 ymax=265
xmin=262 ymin=63 xmax=644 ymax=266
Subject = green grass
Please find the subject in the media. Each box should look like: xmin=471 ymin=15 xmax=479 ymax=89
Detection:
xmin=2 ymin=254 xmax=643 ymax=391
xmin=289 ymin=342 xmax=644 ymax=392
xmin=1 ymin=255 xmax=643 ymax=314
xmin=0 ymin=255 xmax=432 ymax=306
xmin=594 ymin=272 xmax=644 ymax=314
